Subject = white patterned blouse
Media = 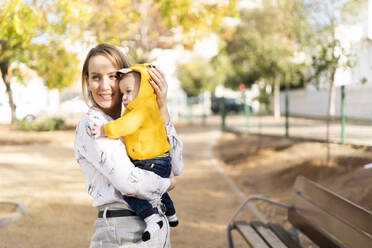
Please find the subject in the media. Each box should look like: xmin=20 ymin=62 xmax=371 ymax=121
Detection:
xmin=74 ymin=107 xmax=184 ymax=208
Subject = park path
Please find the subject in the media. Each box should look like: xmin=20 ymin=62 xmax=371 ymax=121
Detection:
xmin=0 ymin=123 xmax=246 ymax=248
xmin=170 ymin=124 xmax=245 ymax=247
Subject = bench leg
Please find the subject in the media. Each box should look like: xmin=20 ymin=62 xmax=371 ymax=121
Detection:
xmin=227 ymin=224 xmax=235 ymax=248
xmin=288 ymin=227 xmax=303 ymax=247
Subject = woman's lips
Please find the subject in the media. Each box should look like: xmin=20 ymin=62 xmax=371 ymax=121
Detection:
xmin=99 ymin=93 xmax=113 ymax=100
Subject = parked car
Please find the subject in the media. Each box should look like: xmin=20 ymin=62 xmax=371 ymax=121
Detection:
xmin=211 ymin=97 xmax=251 ymax=114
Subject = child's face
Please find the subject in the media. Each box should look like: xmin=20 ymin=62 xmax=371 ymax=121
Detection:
xmin=119 ymin=73 xmax=140 ymax=107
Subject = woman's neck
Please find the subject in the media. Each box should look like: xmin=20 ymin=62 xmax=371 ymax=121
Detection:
xmin=102 ymin=106 xmax=122 ymax=119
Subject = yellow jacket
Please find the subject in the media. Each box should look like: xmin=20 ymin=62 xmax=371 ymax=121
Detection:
xmin=104 ymin=64 xmax=170 ymax=160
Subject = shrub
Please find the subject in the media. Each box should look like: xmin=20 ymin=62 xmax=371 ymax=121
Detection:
xmin=18 ymin=118 xmax=65 ymax=131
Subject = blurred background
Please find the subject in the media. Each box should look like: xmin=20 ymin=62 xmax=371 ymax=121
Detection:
xmin=1 ymin=0 xmax=371 ymax=137
xmin=1 ymin=1 xmax=372 ymax=247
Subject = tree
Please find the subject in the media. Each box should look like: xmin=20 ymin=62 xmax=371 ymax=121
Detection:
xmin=303 ymin=0 xmax=365 ymax=164
xmin=177 ymin=56 xmax=217 ymax=97
xmin=0 ymin=0 xmax=82 ymax=123
xmin=79 ymin=0 xmax=237 ymax=62
xmin=0 ymin=0 xmax=41 ymax=123
xmin=215 ymin=1 xmax=308 ymax=115
xmin=1 ymin=0 xmax=236 ymax=123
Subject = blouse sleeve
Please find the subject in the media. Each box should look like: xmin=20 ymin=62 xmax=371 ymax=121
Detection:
xmin=165 ymin=122 xmax=184 ymax=176
xmin=74 ymin=113 xmax=170 ymax=201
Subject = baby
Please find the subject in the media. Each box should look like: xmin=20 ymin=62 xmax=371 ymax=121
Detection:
xmin=93 ymin=64 xmax=182 ymax=242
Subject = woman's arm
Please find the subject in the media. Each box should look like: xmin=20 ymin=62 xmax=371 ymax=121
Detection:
xmin=148 ymin=67 xmax=170 ymax=125
xmin=148 ymin=66 xmax=184 ymax=176
xmin=74 ymin=111 xmax=171 ymax=201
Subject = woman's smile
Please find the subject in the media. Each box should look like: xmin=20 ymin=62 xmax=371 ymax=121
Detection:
xmin=99 ymin=92 xmax=114 ymax=100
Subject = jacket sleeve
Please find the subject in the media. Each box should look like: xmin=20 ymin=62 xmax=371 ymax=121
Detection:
xmin=75 ymin=114 xmax=170 ymax=201
xmin=166 ymin=122 xmax=184 ymax=176
xmin=104 ymin=108 xmax=145 ymax=139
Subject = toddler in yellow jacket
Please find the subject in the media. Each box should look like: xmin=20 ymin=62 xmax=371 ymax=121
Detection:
xmin=93 ymin=64 xmax=180 ymax=242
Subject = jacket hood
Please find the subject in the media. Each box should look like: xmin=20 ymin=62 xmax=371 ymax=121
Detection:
xmin=124 ymin=64 xmax=156 ymax=109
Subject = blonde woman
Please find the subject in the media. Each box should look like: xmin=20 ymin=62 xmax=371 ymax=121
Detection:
xmin=74 ymin=43 xmax=181 ymax=247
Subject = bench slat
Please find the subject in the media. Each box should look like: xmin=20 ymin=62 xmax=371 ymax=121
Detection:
xmin=251 ymin=222 xmax=288 ymax=248
xmin=234 ymin=221 xmax=270 ymax=248
xmin=288 ymin=207 xmax=344 ymax=248
xmin=294 ymin=176 xmax=372 ymax=235
xmin=268 ymin=223 xmax=302 ymax=248
xmin=290 ymin=191 xmax=372 ymax=248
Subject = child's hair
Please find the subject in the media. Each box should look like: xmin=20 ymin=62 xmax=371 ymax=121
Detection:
xmin=119 ymin=71 xmax=141 ymax=85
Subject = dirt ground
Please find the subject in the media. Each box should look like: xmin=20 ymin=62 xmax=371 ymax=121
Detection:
xmin=0 ymin=122 xmax=371 ymax=248
xmin=214 ymin=130 xmax=372 ymax=211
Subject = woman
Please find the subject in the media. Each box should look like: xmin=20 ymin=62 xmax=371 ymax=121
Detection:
xmin=74 ymin=43 xmax=181 ymax=247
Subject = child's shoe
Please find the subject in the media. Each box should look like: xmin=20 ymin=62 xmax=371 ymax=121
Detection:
xmin=142 ymin=214 xmax=163 ymax=242
xmin=167 ymin=214 xmax=179 ymax=227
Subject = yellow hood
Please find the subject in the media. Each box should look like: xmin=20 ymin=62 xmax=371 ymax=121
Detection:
xmin=126 ymin=64 xmax=156 ymax=110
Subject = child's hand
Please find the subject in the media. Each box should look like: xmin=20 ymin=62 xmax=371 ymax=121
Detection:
xmin=92 ymin=124 xmax=106 ymax=139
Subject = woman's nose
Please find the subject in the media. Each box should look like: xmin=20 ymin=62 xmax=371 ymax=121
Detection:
xmin=100 ymin=76 xmax=111 ymax=90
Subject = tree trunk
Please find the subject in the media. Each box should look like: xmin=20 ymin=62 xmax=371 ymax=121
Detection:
xmin=273 ymin=74 xmax=281 ymax=120
xmin=0 ymin=60 xmax=16 ymax=124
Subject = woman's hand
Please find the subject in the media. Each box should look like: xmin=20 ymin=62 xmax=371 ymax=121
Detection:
xmin=167 ymin=172 xmax=176 ymax=192
xmin=148 ymin=66 xmax=170 ymax=125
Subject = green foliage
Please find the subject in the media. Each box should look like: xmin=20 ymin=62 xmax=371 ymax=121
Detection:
xmin=18 ymin=118 xmax=65 ymax=132
xmin=155 ymin=0 xmax=237 ymax=48
xmin=0 ymin=0 xmax=40 ymax=62
xmin=215 ymin=1 xmax=309 ymax=91
xmin=33 ymin=43 xmax=79 ymax=90
xmin=177 ymin=57 xmax=215 ymax=96
xmin=303 ymin=0 xmax=364 ymax=86
xmin=78 ymin=0 xmax=237 ymax=61
xmin=0 ymin=0 xmax=84 ymax=123
xmin=0 ymin=0 xmax=81 ymax=87
xmin=253 ymin=86 xmax=271 ymax=114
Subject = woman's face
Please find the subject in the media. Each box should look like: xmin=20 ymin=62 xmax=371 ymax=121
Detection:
xmin=87 ymin=55 xmax=122 ymax=115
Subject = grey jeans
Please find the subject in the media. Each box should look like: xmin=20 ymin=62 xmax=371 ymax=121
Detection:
xmin=90 ymin=204 xmax=171 ymax=248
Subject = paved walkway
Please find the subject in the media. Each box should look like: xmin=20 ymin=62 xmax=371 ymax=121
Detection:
xmin=170 ymin=124 xmax=246 ymax=248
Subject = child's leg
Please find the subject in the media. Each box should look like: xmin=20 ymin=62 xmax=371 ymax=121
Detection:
xmin=161 ymin=193 xmax=175 ymax=216
xmin=123 ymin=195 xmax=155 ymax=219
xmin=123 ymin=195 xmax=163 ymax=241
xmin=161 ymin=193 xmax=178 ymax=227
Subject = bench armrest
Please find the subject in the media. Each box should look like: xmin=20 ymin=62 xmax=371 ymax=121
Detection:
xmin=228 ymin=196 xmax=291 ymax=227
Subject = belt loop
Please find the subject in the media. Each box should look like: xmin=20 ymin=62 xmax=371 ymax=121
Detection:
xmin=103 ymin=206 xmax=109 ymax=225
xmin=157 ymin=204 xmax=166 ymax=216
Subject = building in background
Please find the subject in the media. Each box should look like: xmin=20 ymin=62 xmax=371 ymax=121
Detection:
xmin=280 ymin=0 xmax=372 ymax=120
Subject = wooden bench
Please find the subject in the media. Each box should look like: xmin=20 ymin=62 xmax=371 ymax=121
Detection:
xmin=227 ymin=176 xmax=372 ymax=248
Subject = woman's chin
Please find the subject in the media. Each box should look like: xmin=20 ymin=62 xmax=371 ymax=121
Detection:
xmin=96 ymin=100 xmax=116 ymax=110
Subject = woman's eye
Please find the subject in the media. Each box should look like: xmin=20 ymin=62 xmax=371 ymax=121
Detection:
xmin=126 ymin=90 xmax=132 ymax=94
xmin=109 ymin=75 xmax=116 ymax=80
xmin=91 ymin=75 xmax=99 ymax=80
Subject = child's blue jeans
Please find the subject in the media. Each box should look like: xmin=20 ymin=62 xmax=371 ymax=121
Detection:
xmin=123 ymin=155 xmax=176 ymax=220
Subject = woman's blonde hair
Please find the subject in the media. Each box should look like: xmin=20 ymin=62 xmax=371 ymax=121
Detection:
xmin=81 ymin=43 xmax=132 ymax=106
